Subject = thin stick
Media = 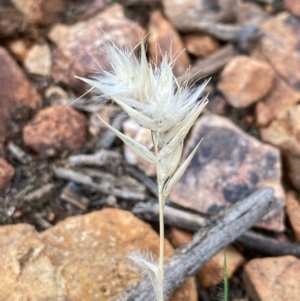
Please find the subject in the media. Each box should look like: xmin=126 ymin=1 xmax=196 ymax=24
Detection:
xmin=116 ymin=188 xmax=279 ymax=300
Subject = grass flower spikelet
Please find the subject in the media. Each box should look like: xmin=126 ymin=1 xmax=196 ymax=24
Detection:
xmin=77 ymin=40 xmax=209 ymax=301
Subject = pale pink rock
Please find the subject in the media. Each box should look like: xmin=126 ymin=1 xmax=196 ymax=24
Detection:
xmin=256 ymin=12 xmax=300 ymax=91
xmin=52 ymin=4 xmax=145 ymax=92
xmin=244 ymin=256 xmax=300 ymax=301
xmin=218 ymin=55 xmax=275 ymax=108
xmin=170 ymin=115 xmax=285 ymax=232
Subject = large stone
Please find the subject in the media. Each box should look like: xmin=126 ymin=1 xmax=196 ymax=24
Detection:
xmin=218 ymin=55 xmax=275 ymax=108
xmin=261 ymin=105 xmax=300 ymax=157
xmin=148 ymin=10 xmax=190 ymax=76
xmin=10 ymin=0 xmax=65 ymax=24
xmin=0 ymin=158 xmax=14 ymax=191
xmin=255 ymin=12 xmax=300 ymax=91
xmin=285 ymin=192 xmax=300 ymax=241
xmin=170 ymin=115 xmax=285 ymax=232
xmin=256 ymin=76 xmax=300 ymax=127
xmin=0 ymin=47 xmax=41 ymax=144
xmin=0 ymin=209 xmax=197 ymax=301
xmin=52 ymin=4 xmax=145 ymax=92
xmin=244 ymin=256 xmax=300 ymax=301
xmin=23 ymin=105 xmax=87 ymax=156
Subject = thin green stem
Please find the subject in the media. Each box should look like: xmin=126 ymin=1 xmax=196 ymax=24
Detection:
xmin=223 ymin=251 xmax=228 ymax=301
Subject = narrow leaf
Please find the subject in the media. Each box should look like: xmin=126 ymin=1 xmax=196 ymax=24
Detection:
xmin=98 ymin=115 xmax=157 ymax=164
xmin=163 ymin=140 xmax=202 ymax=197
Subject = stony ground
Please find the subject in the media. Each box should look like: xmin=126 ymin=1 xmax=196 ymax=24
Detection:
xmin=1 ymin=0 xmax=300 ymax=300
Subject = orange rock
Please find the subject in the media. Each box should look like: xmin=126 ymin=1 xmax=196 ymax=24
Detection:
xmin=23 ymin=105 xmax=87 ymax=156
xmin=7 ymin=39 xmax=30 ymax=62
xmin=261 ymin=105 xmax=300 ymax=157
xmin=0 ymin=209 xmax=198 ymax=301
xmin=0 ymin=158 xmax=14 ymax=191
xmin=286 ymin=192 xmax=300 ymax=241
xmin=218 ymin=55 xmax=275 ymax=108
xmin=148 ymin=10 xmax=190 ymax=77
xmin=52 ymin=4 xmax=145 ymax=92
xmin=256 ymin=12 xmax=300 ymax=92
xmin=182 ymin=33 xmax=220 ymax=57
xmin=0 ymin=47 xmax=41 ymax=144
xmin=244 ymin=256 xmax=300 ymax=301
xmin=10 ymin=0 xmax=65 ymax=24
xmin=170 ymin=115 xmax=285 ymax=232
xmin=198 ymin=246 xmax=245 ymax=287
xmin=168 ymin=227 xmax=193 ymax=248
xmin=256 ymin=76 xmax=300 ymax=127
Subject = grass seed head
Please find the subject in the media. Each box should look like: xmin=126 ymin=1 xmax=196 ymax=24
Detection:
xmin=78 ymin=40 xmax=209 ymax=175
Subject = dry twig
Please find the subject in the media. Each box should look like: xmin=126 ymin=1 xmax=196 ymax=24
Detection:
xmin=117 ymin=188 xmax=278 ymax=300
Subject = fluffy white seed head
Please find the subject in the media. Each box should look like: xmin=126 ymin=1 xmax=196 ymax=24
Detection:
xmin=77 ymin=40 xmax=209 ymax=185
xmin=79 ymin=41 xmax=208 ymax=139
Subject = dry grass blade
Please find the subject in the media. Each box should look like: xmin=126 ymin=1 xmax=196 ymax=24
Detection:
xmin=163 ymin=140 xmax=202 ymax=197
